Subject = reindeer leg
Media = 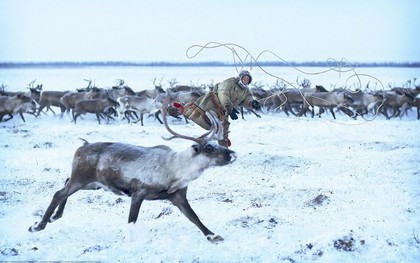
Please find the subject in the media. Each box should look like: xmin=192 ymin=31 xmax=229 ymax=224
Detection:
xmin=132 ymin=111 xmax=139 ymax=121
xmin=38 ymin=106 xmax=48 ymax=117
xmin=311 ymin=108 xmax=315 ymax=118
xmin=128 ymin=191 xmax=145 ymax=224
xmin=18 ymin=112 xmax=26 ymax=122
xmin=29 ymin=180 xmax=84 ymax=232
xmin=2 ymin=113 xmax=13 ymax=122
xmin=48 ymin=106 xmax=57 ymax=115
xmin=329 ymin=108 xmax=336 ymax=119
xmin=288 ymin=104 xmax=299 ymax=116
xmin=73 ymin=112 xmax=81 ymax=124
xmin=154 ymin=110 xmax=164 ymax=124
xmin=169 ymin=187 xmax=223 ymax=243
xmin=95 ymin=113 xmax=102 ymax=124
xmin=50 ymin=178 xmax=72 ymax=221
xmin=59 ymin=106 xmax=66 ymax=118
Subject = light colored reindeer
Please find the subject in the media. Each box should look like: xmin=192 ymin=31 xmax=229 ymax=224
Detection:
xmin=29 ymin=103 xmax=236 ymax=243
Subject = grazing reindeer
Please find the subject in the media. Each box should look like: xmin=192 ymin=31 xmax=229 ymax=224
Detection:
xmin=29 ymin=105 xmax=236 ymax=243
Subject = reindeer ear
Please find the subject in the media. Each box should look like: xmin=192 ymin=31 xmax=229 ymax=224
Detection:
xmin=191 ymin=144 xmax=200 ymax=154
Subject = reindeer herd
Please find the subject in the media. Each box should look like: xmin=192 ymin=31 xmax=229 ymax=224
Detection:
xmin=1 ymin=77 xmax=420 ymax=124
xmin=252 ymin=78 xmax=420 ymax=120
xmin=0 ymin=79 xmax=203 ymax=124
xmin=1 ymin=76 xmax=418 ymax=242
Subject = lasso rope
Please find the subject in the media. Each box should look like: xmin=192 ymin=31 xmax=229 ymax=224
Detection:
xmin=185 ymin=42 xmax=387 ymax=123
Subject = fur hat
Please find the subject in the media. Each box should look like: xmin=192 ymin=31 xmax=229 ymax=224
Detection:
xmin=237 ymin=70 xmax=252 ymax=87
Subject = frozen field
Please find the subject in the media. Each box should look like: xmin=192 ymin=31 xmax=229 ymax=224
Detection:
xmin=1 ymin=66 xmax=419 ymax=262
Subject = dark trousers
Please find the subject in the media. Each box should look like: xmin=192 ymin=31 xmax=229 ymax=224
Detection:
xmin=218 ymin=119 xmax=231 ymax=147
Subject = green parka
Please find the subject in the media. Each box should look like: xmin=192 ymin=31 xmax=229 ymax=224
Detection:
xmin=180 ymin=71 xmax=255 ymax=144
xmin=195 ymin=77 xmax=254 ymax=118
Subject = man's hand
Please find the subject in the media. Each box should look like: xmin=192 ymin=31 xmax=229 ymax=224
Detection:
xmin=229 ymin=108 xmax=239 ymax=120
xmin=251 ymin=100 xmax=261 ymax=110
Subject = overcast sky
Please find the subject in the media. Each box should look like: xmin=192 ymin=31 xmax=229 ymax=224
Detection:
xmin=1 ymin=0 xmax=419 ymax=63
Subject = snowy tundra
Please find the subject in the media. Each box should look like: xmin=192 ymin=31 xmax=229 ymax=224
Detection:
xmin=0 ymin=108 xmax=419 ymax=262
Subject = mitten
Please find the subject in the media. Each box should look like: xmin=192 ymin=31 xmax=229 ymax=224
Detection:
xmin=251 ymin=100 xmax=261 ymax=110
xmin=230 ymin=108 xmax=239 ymax=120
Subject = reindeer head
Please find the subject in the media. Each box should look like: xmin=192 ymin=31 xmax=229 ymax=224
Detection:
xmin=159 ymin=99 xmax=236 ymax=166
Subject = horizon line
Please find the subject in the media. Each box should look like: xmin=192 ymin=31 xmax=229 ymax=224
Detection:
xmin=1 ymin=60 xmax=420 ymax=68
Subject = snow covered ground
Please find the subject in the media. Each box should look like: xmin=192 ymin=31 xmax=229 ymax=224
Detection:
xmin=1 ymin=109 xmax=419 ymax=262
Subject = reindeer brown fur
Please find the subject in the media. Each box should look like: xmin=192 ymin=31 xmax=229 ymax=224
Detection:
xmin=29 ymin=105 xmax=236 ymax=242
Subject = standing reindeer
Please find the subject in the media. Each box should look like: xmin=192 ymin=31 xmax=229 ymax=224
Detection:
xmin=29 ymin=104 xmax=236 ymax=242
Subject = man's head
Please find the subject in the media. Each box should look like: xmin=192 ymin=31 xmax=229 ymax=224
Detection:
xmin=237 ymin=70 xmax=252 ymax=88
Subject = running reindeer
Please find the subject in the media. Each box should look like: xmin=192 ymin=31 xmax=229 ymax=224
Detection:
xmin=28 ymin=100 xmax=236 ymax=243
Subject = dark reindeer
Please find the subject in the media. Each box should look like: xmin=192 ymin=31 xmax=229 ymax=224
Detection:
xmin=29 ymin=103 xmax=236 ymax=243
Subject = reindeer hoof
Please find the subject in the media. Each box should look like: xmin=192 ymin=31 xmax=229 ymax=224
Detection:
xmin=206 ymin=234 xmax=224 ymax=243
xmin=28 ymin=225 xmax=39 ymax=232
xmin=28 ymin=222 xmax=44 ymax=232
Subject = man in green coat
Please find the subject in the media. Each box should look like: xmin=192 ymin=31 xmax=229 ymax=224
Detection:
xmin=175 ymin=70 xmax=260 ymax=147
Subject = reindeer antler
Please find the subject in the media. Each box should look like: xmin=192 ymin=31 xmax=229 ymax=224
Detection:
xmin=83 ymin=79 xmax=93 ymax=89
xmin=159 ymin=97 xmax=223 ymax=143
xmin=198 ymin=111 xmax=223 ymax=141
xmin=115 ymin=79 xmax=124 ymax=87
xmin=0 ymin=83 xmax=7 ymax=92
xmin=161 ymin=104 xmax=202 ymax=143
xmin=27 ymin=79 xmax=37 ymax=89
